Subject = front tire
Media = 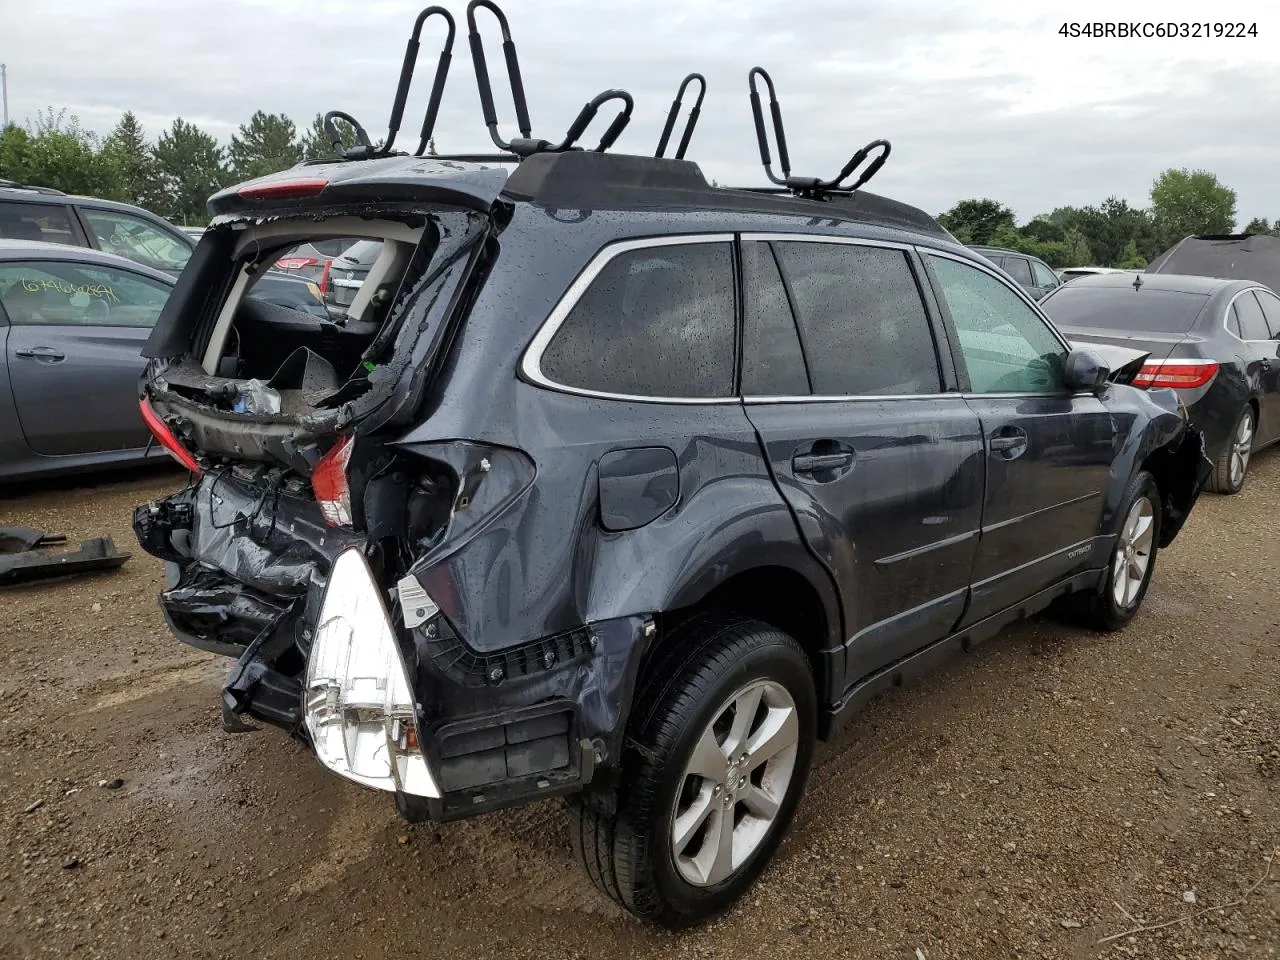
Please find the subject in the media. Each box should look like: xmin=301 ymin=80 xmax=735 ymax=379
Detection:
xmin=569 ymin=615 xmax=816 ymax=928
xmin=1072 ymin=470 xmax=1162 ymax=632
xmin=1210 ymin=406 xmax=1254 ymax=494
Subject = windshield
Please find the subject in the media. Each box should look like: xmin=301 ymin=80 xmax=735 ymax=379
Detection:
xmin=1042 ymin=286 xmax=1209 ymax=334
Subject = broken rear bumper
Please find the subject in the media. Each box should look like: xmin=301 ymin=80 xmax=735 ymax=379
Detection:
xmin=132 ymin=470 xmax=653 ymax=822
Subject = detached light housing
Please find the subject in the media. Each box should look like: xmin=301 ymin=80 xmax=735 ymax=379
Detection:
xmin=304 ymin=548 xmax=439 ymax=798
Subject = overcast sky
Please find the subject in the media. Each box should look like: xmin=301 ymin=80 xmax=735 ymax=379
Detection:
xmin=3 ymin=0 xmax=1277 ymax=225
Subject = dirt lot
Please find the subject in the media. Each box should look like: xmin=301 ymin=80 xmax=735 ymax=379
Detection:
xmin=2 ymin=458 xmax=1279 ymax=960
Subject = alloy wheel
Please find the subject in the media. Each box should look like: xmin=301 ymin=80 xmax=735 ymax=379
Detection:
xmin=1112 ymin=495 xmax=1155 ymax=609
xmin=670 ymin=679 xmax=799 ymax=887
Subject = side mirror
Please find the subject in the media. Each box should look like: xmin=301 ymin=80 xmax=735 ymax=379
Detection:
xmin=1064 ymin=348 xmax=1111 ymax=392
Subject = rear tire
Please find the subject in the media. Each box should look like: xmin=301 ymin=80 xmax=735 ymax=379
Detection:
xmin=1070 ymin=470 xmax=1161 ymax=632
xmin=1210 ymin=406 xmax=1254 ymax=494
xmin=568 ymin=615 xmax=816 ymax=928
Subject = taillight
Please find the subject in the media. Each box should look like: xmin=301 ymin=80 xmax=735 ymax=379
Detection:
xmin=318 ymin=258 xmax=333 ymax=298
xmin=275 ymin=256 xmax=318 ymax=270
xmin=1131 ymin=359 xmax=1220 ymax=390
xmin=312 ymin=435 xmax=354 ymax=527
xmin=237 ymin=177 xmax=329 ymax=201
xmin=139 ymin=398 xmax=201 ymax=474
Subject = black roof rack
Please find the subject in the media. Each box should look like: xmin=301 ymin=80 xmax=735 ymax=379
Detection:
xmin=747 ymin=66 xmax=891 ymax=199
xmin=325 ymin=5 xmax=457 ymax=160
xmin=0 ymin=178 xmax=67 ymax=197
xmin=467 ymin=0 xmax=633 ymax=158
xmin=655 ymin=73 xmax=706 ymax=161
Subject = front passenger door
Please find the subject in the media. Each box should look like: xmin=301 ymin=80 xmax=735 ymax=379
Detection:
xmin=925 ymin=253 xmax=1115 ymax=626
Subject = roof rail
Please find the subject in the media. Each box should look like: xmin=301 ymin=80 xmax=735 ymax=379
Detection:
xmin=0 ymin=178 xmax=67 ymax=196
xmin=655 ymin=73 xmax=706 ymax=161
xmin=747 ymin=66 xmax=891 ymax=199
xmin=467 ymin=0 xmax=634 ymax=158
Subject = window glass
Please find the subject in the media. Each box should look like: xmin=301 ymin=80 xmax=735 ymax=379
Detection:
xmin=1031 ymin=260 xmax=1059 ymax=288
xmin=1252 ymin=289 xmax=1280 ymax=339
xmin=540 ymin=242 xmax=736 ymax=398
xmin=930 ymin=255 xmax=1067 ymax=394
xmin=1233 ymin=292 xmax=1270 ymax=341
xmin=771 ymin=242 xmax=940 ymax=396
xmin=0 ymin=260 xmax=171 ymax=327
xmin=0 ymin=201 xmax=78 ymax=246
xmin=742 ymin=242 xmax=809 ymax=395
xmin=79 ymin=208 xmax=192 ymax=273
xmin=1042 ymin=286 xmax=1208 ymax=334
xmin=1227 ymin=307 xmax=1244 ymax=339
xmin=1003 ymin=256 xmax=1033 ymax=285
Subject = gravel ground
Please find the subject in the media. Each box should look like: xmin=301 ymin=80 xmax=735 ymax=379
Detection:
xmin=2 ymin=458 xmax=1279 ymax=960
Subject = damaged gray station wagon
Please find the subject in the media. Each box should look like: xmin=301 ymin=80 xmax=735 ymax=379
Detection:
xmin=132 ymin=1 xmax=1211 ymax=928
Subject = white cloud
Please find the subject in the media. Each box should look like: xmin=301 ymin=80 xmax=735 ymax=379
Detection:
xmin=2 ymin=0 xmax=1277 ymax=223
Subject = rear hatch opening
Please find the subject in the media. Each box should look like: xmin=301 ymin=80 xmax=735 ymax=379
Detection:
xmin=141 ymin=197 xmax=496 ymax=479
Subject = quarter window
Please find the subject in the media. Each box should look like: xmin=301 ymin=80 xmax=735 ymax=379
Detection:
xmin=771 ymin=241 xmax=941 ymax=396
xmin=1233 ymin=292 xmax=1270 ymax=341
xmin=930 ymin=256 xmax=1067 ymax=394
xmin=0 ymin=260 xmax=171 ymax=327
xmin=539 ymin=242 xmax=736 ymax=398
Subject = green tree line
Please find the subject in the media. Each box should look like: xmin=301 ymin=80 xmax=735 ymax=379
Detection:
xmin=0 ymin=108 xmax=431 ymax=226
xmin=939 ymin=168 xmax=1274 ymax=269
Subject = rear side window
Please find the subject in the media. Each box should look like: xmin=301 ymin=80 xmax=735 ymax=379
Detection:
xmin=1233 ymin=292 xmax=1270 ymax=341
xmin=539 ymin=242 xmax=736 ymax=398
xmin=1252 ymin=289 xmax=1280 ymax=338
xmin=0 ymin=260 xmax=170 ymax=327
xmin=1003 ymin=256 xmax=1033 ymax=285
xmin=79 ymin=208 xmax=192 ymax=273
xmin=741 ymin=242 xmax=809 ymax=395
xmin=772 ymin=241 xmax=940 ymax=396
xmin=0 ymin=201 xmax=78 ymax=246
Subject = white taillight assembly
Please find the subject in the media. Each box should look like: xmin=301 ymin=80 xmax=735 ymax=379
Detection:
xmin=304 ymin=548 xmax=440 ymax=798
xmin=1132 ymin=359 xmax=1220 ymax=390
xmin=312 ymin=435 xmax=354 ymax=527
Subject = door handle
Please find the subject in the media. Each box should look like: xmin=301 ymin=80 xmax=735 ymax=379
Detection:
xmin=14 ymin=346 xmax=66 ymax=362
xmin=792 ymin=452 xmax=854 ymax=474
xmin=989 ymin=428 xmax=1028 ymax=458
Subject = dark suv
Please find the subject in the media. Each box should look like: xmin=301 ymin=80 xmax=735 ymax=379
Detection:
xmin=0 ymin=180 xmax=196 ymax=276
xmin=130 ymin=1 xmax=1210 ymax=929
xmin=970 ymin=244 xmax=1062 ymax=300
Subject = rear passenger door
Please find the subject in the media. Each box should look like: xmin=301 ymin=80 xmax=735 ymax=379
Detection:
xmin=739 ymin=236 xmax=986 ymax=685
xmin=0 ymin=259 xmax=170 ymax=456
xmin=924 ymin=253 xmax=1115 ymax=625
xmin=1001 ymin=255 xmax=1041 ymax=299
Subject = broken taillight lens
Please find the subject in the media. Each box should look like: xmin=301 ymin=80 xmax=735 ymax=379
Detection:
xmin=1131 ymin=359 xmax=1220 ymax=390
xmin=318 ymin=258 xmax=333 ymax=299
xmin=313 ymin=434 xmax=354 ymax=527
xmin=138 ymin=398 xmax=201 ymax=474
